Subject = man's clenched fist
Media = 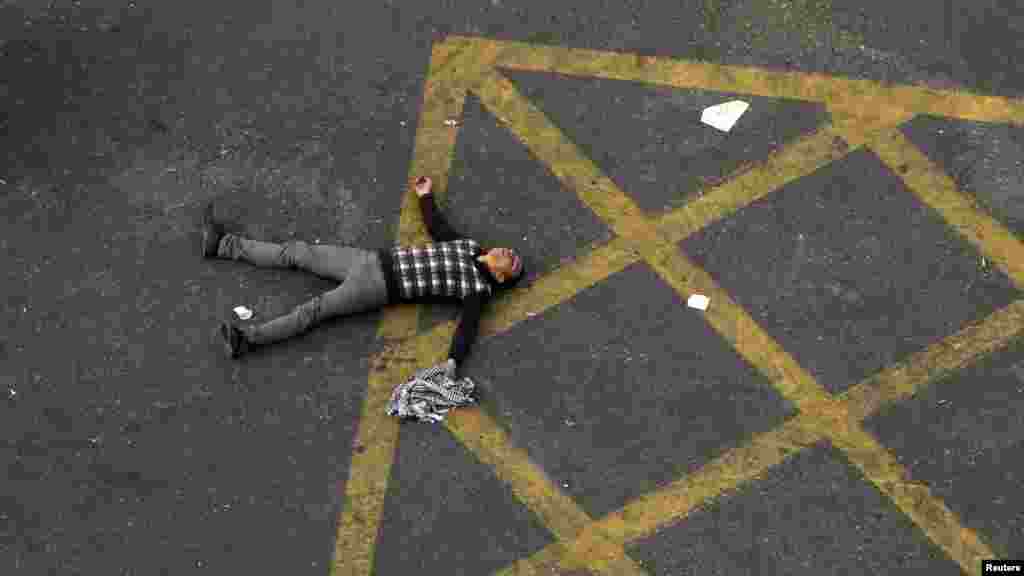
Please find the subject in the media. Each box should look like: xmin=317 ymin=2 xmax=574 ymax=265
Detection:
xmin=414 ymin=176 xmax=432 ymax=197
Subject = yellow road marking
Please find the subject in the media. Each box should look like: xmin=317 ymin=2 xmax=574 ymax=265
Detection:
xmin=479 ymin=238 xmax=636 ymax=340
xmin=869 ymin=129 xmax=1024 ymax=289
xmin=481 ymin=38 xmax=1024 ymax=127
xmin=545 ymin=419 xmax=819 ymax=575
xmin=330 ymin=351 xmax=412 ymax=576
xmin=504 ymin=301 xmax=1017 ymax=574
xmin=331 ymin=35 xmax=1024 ymax=576
xmin=329 ymin=44 xmax=471 ymax=575
xmin=831 ymin=425 xmax=995 ymax=570
xmin=474 ymin=71 xmax=648 ymax=238
xmin=654 ymin=125 xmax=849 ymax=243
xmin=347 ymin=298 xmax=650 ymax=575
xmin=843 ymin=301 xmax=1024 ymax=422
xmin=447 ymin=408 xmax=650 ymax=576
xmin=647 ymin=227 xmax=1000 ymax=572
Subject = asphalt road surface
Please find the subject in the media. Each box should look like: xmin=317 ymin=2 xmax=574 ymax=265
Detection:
xmin=2 ymin=1 xmax=1023 ymax=575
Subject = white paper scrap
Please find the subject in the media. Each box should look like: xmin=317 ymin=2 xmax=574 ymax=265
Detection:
xmin=233 ymin=306 xmax=253 ymax=320
xmin=687 ymin=294 xmax=710 ymax=311
xmin=700 ymin=100 xmax=749 ymax=132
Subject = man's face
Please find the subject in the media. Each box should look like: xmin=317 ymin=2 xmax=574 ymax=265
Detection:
xmin=479 ymin=248 xmax=520 ymax=283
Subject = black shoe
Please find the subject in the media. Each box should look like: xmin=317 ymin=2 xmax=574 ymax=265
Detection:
xmin=201 ymin=203 xmax=225 ymax=259
xmin=219 ymin=321 xmax=249 ymax=359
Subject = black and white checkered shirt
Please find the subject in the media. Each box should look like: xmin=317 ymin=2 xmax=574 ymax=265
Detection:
xmin=387 ymin=238 xmax=492 ymax=300
xmin=377 ymin=192 xmax=521 ymax=369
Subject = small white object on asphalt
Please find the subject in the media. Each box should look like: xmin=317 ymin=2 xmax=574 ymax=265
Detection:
xmin=233 ymin=306 xmax=253 ymax=320
xmin=701 ymin=100 xmax=750 ymax=132
xmin=687 ymin=294 xmax=710 ymax=311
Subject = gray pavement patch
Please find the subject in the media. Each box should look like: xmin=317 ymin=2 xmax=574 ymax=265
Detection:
xmin=460 ymin=262 xmax=796 ymax=518
xmin=901 ymin=116 xmax=1024 ymax=239
xmin=626 ymin=440 xmax=963 ymax=576
xmin=373 ymin=422 xmax=555 ymax=575
xmin=418 ymin=93 xmax=614 ymax=335
xmin=681 ymin=148 xmax=1021 ymax=395
xmin=502 ymin=68 xmax=830 ymax=213
xmin=864 ymin=336 xmax=1024 ymax=559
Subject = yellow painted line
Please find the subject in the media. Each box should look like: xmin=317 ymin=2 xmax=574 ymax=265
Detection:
xmin=493 ymin=543 xmax=571 ymax=576
xmin=843 ymin=300 xmax=1024 ymax=422
xmin=473 ymin=69 xmax=649 ymax=238
xmin=330 ymin=348 xmax=415 ymax=576
xmin=465 ymin=36 xmax=1006 ymax=574
xmin=870 ymin=129 xmax=1024 ymax=290
xmin=376 ymin=281 xmax=650 ymax=575
xmin=446 ymin=409 xmax=650 ymax=576
xmin=464 ymin=35 xmax=1024 ymax=126
xmin=509 ymin=298 xmax=1012 ymax=575
xmin=331 ymin=37 xmax=640 ymax=576
xmin=446 ymin=409 xmax=592 ymax=541
xmin=593 ymin=199 xmax=1001 ymax=574
xmin=509 ymin=296 xmax=1015 ymax=574
xmin=477 ymin=60 xmax=858 ymax=246
xmin=396 ymin=50 xmax=475 ymax=245
xmin=647 ymin=246 xmax=835 ymax=412
xmin=372 ymin=127 xmax=845 ymax=357
xmin=644 ymin=246 xmax=996 ymax=574
xmin=379 ymin=331 xmax=597 ymax=524
xmin=571 ymin=418 xmax=819 ymax=554
xmin=831 ymin=427 xmax=996 ymax=573
xmin=502 ymin=417 xmax=818 ymax=575
xmin=464 ymin=43 xmax=848 ymax=574
xmin=480 ymin=238 xmax=637 ymax=339
xmin=828 ymin=108 xmax=916 ymax=149
xmin=654 ymin=125 xmax=849 ymax=244
xmin=330 ymin=42 xmax=470 ymax=576
xmin=377 ymin=240 xmax=638 ymax=377
xmin=332 ymin=35 xmax=1024 ymax=576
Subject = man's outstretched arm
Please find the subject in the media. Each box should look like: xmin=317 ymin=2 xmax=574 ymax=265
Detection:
xmin=415 ymin=176 xmax=463 ymax=242
xmin=448 ymin=293 xmax=485 ymax=378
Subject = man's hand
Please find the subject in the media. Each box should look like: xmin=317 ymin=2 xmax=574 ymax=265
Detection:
xmin=414 ymin=176 xmax=432 ymax=197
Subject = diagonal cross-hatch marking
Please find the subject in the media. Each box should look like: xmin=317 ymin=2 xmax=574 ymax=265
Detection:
xmin=331 ymin=35 xmax=1024 ymax=576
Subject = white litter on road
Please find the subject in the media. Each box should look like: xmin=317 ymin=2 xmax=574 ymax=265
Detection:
xmin=687 ymin=294 xmax=710 ymax=311
xmin=233 ymin=306 xmax=253 ymax=320
xmin=701 ymin=100 xmax=749 ymax=132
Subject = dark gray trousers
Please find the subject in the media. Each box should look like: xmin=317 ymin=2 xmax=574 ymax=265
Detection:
xmin=216 ymin=234 xmax=389 ymax=346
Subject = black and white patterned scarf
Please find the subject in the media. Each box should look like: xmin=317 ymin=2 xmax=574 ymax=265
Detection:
xmin=386 ymin=359 xmax=478 ymax=423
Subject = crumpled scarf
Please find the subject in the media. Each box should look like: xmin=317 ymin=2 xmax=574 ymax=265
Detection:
xmin=385 ymin=359 xmax=478 ymax=423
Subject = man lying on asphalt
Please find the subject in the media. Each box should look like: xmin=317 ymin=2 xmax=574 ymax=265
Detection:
xmin=201 ymin=176 xmax=524 ymax=379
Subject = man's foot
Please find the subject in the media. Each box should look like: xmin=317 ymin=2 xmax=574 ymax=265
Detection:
xmin=201 ymin=203 xmax=225 ymax=259
xmin=219 ymin=321 xmax=249 ymax=359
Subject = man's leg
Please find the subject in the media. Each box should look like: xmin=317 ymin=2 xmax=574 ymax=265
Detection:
xmin=236 ymin=250 xmax=389 ymax=349
xmin=216 ymin=233 xmax=361 ymax=282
